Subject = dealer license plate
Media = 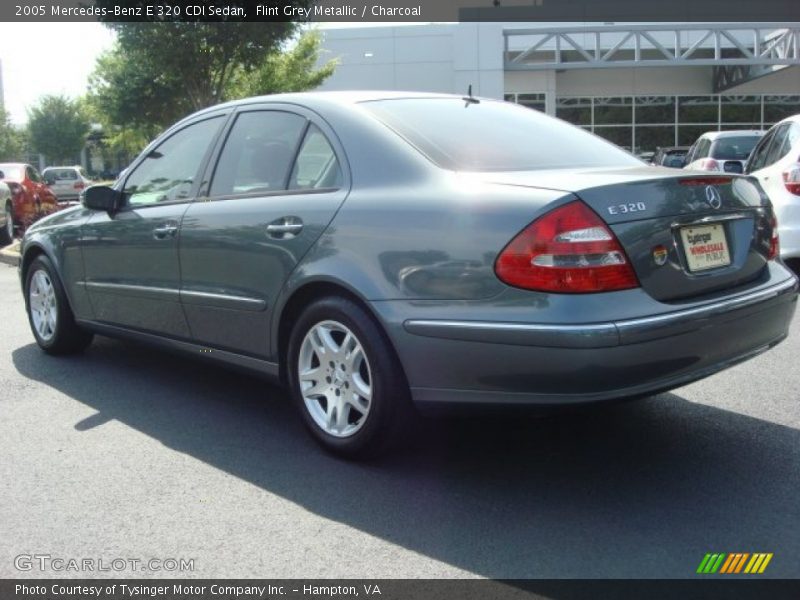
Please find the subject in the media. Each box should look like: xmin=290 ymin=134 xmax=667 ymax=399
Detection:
xmin=680 ymin=224 xmax=731 ymax=272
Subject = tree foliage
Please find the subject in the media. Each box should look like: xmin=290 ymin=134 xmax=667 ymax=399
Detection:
xmin=87 ymin=12 xmax=336 ymax=158
xmin=230 ymin=30 xmax=338 ymax=99
xmin=27 ymin=95 xmax=89 ymax=164
xmin=0 ymin=108 xmax=26 ymax=161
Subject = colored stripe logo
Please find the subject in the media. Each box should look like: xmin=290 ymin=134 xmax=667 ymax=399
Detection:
xmin=697 ymin=553 xmax=773 ymax=574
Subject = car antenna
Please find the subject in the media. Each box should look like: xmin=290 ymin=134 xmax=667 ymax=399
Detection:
xmin=463 ymin=84 xmax=480 ymax=106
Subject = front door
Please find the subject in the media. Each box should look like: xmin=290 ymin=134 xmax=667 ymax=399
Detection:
xmin=81 ymin=115 xmax=225 ymax=337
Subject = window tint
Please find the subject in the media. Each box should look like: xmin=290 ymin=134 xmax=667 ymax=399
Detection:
xmin=710 ymin=135 xmax=761 ymax=160
xmin=210 ymin=111 xmax=307 ymax=198
xmin=361 ymin=99 xmax=640 ymax=171
xmin=695 ymin=138 xmax=712 ymax=159
xmin=123 ymin=116 xmax=222 ymax=206
xmin=47 ymin=168 xmax=78 ymax=180
xmin=764 ymin=124 xmax=791 ymax=167
xmin=746 ymin=129 xmax=776 ymax=173
xmin=289 ymin=125 xmax=342 ymax=190
xmin=27 ymin=166 xmax=42 ymax=183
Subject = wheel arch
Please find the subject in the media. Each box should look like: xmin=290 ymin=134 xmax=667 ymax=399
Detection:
xmin=20 ymin=243 xmax=77 ymax=314
xmin=274 ymin=278 xmax=401 ymax=386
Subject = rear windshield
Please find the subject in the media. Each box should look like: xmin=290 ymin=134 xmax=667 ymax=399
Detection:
xmin=0 ymin=164 xmax=23 ymax=180
xmin=710 ymin=136 xmax=761 ymax=160
xmin=361 ymin=98 xmax=641 ymax=171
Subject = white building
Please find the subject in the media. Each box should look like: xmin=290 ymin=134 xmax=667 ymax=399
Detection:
xmin=317 ymin=22 xmax=800 ymax=153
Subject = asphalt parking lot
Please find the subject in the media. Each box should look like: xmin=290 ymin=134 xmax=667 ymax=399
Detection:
xmin=1 ymin=262 xmax=799 ymax=579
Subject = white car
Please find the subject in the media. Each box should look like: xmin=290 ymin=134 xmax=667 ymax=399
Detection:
xmin=745 ymin=115 xmax=800 ymax=265
xmin=42 ymin=166 xmax=93 ymax=202
xmin=683 ymin=130 xmax=764 ymax=174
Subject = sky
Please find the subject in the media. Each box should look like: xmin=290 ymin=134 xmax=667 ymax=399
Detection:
xmin=0 ymin=21 xmax=409 ymax=126
xmin=0 ymin=23 xmax=116 ymax=125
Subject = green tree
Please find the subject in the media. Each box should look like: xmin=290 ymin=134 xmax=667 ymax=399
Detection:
xmin=230 ymin=30 xmax=338 ymax=98
xmin=27 ymin=95 xmax=89 ymax=164
xmin=0 ymin=108 xmax=26 ymax=161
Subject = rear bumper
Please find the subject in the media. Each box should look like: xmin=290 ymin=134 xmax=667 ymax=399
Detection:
xmin=374 ymin=272 xmax=798 ymax=409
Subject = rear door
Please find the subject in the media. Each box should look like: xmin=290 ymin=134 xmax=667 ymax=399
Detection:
xmin=81 ymin=114 xmax=226 ymax=337
xmin=178 ymin=105 xmax=349 ymax=358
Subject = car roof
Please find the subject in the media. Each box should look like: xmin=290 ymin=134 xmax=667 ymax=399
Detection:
xmin=188 ymin=90 xmax=488 ymax=120
xmin=702 ymin=130 xmax=764 ymax=140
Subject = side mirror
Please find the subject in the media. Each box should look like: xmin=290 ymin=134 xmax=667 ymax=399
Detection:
xmin=83 ymin=185 xmax=122 ymax=212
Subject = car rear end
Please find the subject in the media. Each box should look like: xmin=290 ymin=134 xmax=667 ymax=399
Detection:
xmin=703 ymin=133 xmax=763 ymax=174
xmin=44 ymin=167 xmax=89 ymax=202
xmin=351 ymin=98 xmax=797 ymax=408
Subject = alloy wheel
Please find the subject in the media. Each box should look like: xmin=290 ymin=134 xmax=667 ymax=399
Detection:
xmin=298 ymin=320 xmax=373 ymax=438
xmin=29 ymin=270 xmax=57 ymax=342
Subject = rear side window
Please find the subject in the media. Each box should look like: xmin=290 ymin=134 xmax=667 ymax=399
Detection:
xmin=289 ymin=125 xmax=342 ymax=190
xmin=361 ymin=98 xmax=640 ymax=171
xmin=210 ymin=111 xmax=307 ymax=198
xmin=710 ymin=136 xmax=761 ymax=160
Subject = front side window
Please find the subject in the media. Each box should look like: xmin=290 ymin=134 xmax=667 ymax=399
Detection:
xmin=123 ymin=116 xmax=223 ymax=206
xmin=209 ymin=111 xmax=307 ymax=198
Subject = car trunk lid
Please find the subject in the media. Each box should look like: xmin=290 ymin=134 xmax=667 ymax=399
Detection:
xmin=480 ymin=167 xmax=775 ymax=302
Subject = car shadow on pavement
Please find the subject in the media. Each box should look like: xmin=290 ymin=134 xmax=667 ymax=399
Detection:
xmin=12 ymin=337 xmax=800 ymax=579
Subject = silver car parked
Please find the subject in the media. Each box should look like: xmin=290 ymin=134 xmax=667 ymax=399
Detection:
xmin=19 ymin=92 xmax=798 ymax=458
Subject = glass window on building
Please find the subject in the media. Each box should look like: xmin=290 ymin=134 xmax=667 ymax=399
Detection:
xmin=679 ymin=125 xmax=713 ymax=147
xmin=635 ymin=97 xmax=675 ymax=124
xmin=636 ymin=126 xmax=676 ymax=152
xmin=679 ymin=96 xmax=719 ymax=124
xmin=594 ymin=97 xmax=633 ymax=125
xmin=556 ymin=97 xmax=591 ymax=126
xmin=721 ymin=96 xmax=761 ymax=124
xmin=517 ymin=93 xmax=546 ymax=112
xmin=593 ymin=126 xmax=632 ymax=151
xmin=764 ymin=96 xmax=800 ymax=124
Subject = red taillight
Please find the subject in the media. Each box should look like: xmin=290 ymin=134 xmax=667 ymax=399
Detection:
xmin=495 ymin=200 xmax=640 ymax=293
xmin=769 ymin=213 xmax=780 ymax=260
xmin=697 ymin=159 xmax=720 ymax=171
xmin=73 ymin=182 xmax=85 ymax=190
xmin=783 ymin=163 xmax=800 ymax=195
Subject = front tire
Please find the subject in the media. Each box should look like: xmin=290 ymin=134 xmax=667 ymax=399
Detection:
xmin=287 ymin=296 xmax=413 ymax=459
xmin=25 ymin=255 xmax=93 ymax=354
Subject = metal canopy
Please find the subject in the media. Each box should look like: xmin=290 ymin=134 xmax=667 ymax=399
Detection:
xmin=504 ymin=23 xmax=800 ymax=88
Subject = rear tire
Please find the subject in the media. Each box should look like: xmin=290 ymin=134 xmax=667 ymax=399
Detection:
xmin=25 ymin=255 xmax=93 ymax=355
xmin=0 ymin=203 xmax=13 ymax=245
xmin=287 ymin=296 xmax=414 ymax=459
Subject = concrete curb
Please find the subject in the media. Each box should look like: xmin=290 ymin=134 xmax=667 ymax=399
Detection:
xmin=0 ymin=242 xmax=20 ymax=268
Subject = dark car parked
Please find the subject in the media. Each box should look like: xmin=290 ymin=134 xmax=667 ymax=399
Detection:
xmin=19 ymin=92 xmax=798 ymax=458
xmin=651 ymin=146 xmax=690 ymax=168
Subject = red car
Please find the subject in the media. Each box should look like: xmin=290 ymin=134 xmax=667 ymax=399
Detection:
xmin=0 ymin=163 xmax=59 ymax=244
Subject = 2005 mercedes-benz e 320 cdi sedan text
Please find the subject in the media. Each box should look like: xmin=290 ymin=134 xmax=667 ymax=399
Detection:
xmin=19 ymin=92 xmax=798 ymax=458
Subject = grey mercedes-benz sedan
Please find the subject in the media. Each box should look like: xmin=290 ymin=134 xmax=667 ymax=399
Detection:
xmin=19 ymin=92 xmax=798 ymax=458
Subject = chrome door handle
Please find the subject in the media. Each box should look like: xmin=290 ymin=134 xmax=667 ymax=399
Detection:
xmin=153 ymin=223 xmax=178 ymax=239
xmin=266 ymin=223 xmax=303 ymax=234
xmin=266 ymin=217 xmax=303 ymax=239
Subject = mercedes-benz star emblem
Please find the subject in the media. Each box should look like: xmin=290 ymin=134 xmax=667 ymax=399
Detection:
xmin=705 ymin=185 xmax=722 ymax=209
